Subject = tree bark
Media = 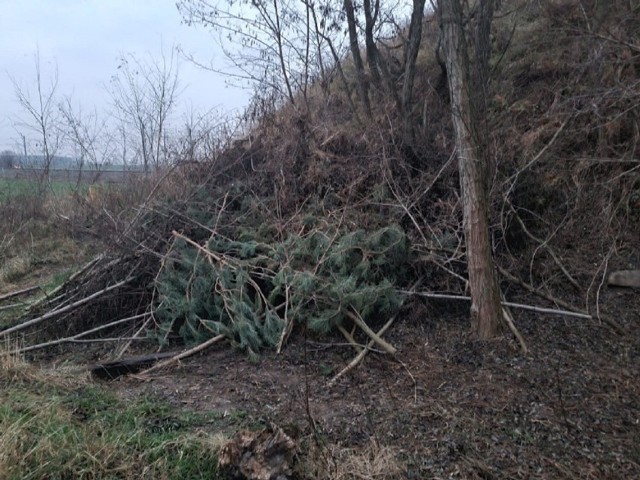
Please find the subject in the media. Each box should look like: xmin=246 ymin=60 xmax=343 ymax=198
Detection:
xmin=402 ymin=0 xmax=427 ymax=111
xmin=344 ymin=0 xmax=372 ymax=115
xmin=363 ymin=0 xmax=382 ymax=87
xmin=439 ymin=0 xmax=502 ymax=338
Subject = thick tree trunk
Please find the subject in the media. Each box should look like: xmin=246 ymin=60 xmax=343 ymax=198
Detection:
xmin=439 ymin=0 xmax=502 ymax=339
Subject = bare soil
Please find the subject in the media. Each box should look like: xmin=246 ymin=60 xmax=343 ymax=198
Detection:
xmin=112 ymin=288 xmax=640 ymax=479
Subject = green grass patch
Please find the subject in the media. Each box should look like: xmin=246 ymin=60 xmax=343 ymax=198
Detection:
xmin=0 ymin=178 xmax=80 ymax=201
xmin=0 ymin=361 xmax=231 ymax=479
xmin=0 ymin=179 xmax=39 ymax=200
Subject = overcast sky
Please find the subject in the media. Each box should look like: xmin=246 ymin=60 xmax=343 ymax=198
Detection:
xmin=0 ymin=0 xmax=251 ymax=153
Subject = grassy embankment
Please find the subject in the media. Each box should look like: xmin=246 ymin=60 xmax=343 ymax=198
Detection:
xmin=0 ymin=351 xmax=231 ymax=479
xmin=1 ymin=178 xmax=236 ymax=479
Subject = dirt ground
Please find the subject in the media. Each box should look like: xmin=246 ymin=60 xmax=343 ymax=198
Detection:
xmin=111 ymin=287 xmax=640 ymax=479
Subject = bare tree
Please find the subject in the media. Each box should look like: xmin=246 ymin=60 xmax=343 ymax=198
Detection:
xmin=109 ymin=47 xmax=180 ymax=172
xmin=169 ymin=106 xmax=231 ymax=163
xmin=59 ymin=98 xmax=116 ymax=185
xmin=179 ymin=0 xmax=314 ymax=107
xmin=439 ymin=0 xmax=502 ymax=339
xmin=10 ymin=50 xmax=63 ymax=190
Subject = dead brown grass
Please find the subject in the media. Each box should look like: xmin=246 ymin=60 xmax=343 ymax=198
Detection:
xmin=301 ymin=438 xmax=404 ymax=480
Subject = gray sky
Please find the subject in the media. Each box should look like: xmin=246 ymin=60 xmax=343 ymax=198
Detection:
xmin=0 ymin=0 xmax=251 ymax=153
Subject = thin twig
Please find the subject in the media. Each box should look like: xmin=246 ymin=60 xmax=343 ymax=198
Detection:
xmin=510 ymin=204 xmax=581 ymax=290
xmin=115 ymin=314 xmax=153 ymax=360
xmin=0 ymin=277 xmax=133 ymax=339
xmin=1 ymin=313 xmax=149 ymax=355
xmin=498 ymin=267 xmax=625 ymax=334
xmin=0 ymin=303 xmax=24 ymax=312
xmin=0 ymin=285 xmax=41 ymax=302
xmin=400 ymin=289 xmax=593 ymax=319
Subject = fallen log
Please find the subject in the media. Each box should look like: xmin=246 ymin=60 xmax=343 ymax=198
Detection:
xmin=89 ymin=352 xmax=178 ymax=380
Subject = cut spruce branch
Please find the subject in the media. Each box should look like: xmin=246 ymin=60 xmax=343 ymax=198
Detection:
xmin=1 ymin=313 xmax=150 ymax=355
xmin=0 ymin=277 xmax=134 ymax=339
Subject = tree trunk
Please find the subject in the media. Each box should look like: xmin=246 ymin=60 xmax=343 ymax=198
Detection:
xmin=363 ymin=0 xmax=382 ymax=88
xmin=402 ymin=0 xmax=427 ymax=111
xmin=439 ymin=0 xmax=502 ymax=339
xmin=344 ymin=0 xmax=371 ymax=115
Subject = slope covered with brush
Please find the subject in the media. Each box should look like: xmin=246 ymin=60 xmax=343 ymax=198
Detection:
xmin=2 ymin=0 xmax=638 ymax=360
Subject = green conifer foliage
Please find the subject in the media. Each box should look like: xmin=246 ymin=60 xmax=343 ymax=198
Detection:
xmin=154 ymin=225 xmax=411 ymax=355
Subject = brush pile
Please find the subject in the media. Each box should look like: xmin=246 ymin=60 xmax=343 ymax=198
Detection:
xmin=1 ymin=0 xmax=638 ymax=373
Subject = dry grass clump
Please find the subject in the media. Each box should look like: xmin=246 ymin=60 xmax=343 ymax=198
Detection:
xmin=0 ymin=256 xmax=33 ymax=285
xmin=0 ymin=339 xmax=88 ymax=388
xmin=302 ymin=438 xmax=404 ymax=479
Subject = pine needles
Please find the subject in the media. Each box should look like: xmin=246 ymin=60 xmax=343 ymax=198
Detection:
xmin=153 ymin=224 xmax=412 ymax=357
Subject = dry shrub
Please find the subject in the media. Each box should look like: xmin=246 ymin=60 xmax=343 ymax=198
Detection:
xmin=0 ymin=255 xmax=32 ymax=285
xmin=0 ymin=339 xmax=30 ymax=377
xmin=0 ymin=192 xmax=47 ymax=236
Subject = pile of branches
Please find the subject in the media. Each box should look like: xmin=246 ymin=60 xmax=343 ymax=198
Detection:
xmin=0 ymin=155 xmax=418 ymax=377
xmin=154 ymin=224 xmax=410 ymax=359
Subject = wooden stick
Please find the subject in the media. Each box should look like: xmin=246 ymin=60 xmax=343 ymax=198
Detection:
xmin=0 ymin=302 xmax=24 ymax=312
xmin=115 ymin=314 xmax=153 ymax=359
xmin=25 ymin=255 xmax=103 ymax=313
xmin=342 ymin=308 xmax=397 ymax=355
xmin=502 ymin=307 xmax=528 ymax=354
xmin=138 ymin=334 xmax=226 ymax=376
xmin=1 ymin=313 xmax=149 ymax=355
xmin=510 ymin=205 xmax=581 ymax=290
xmin=0 ymin=277 xmax=133 ymax=339
xmin=329 ymin=314 xmax=398 ymax=386
xmin=276 ymin=285 xmax=292 ymax=354
xmin=399 ymin=290 xmax=593 ymax=319
xmin=0 ymin=285 xmax=41 ymax=302
xmin=497 ymin=267 xmax=625 ymax=334
xmin=337 ymin=324 xmax=364 ymax=353
xmin=67 ymin=254 xmax=104 ymax=282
